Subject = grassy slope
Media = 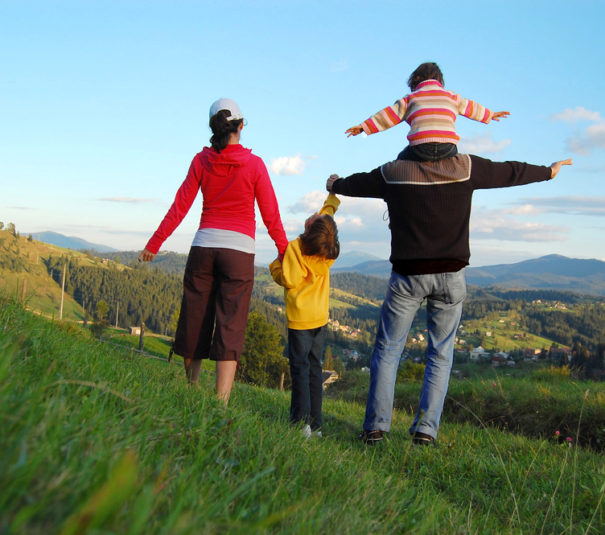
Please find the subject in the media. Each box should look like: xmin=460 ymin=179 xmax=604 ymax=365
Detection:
xmin=462 ymin=309 xmax=567 ymax=352
xmin=0 ymin=232 xmax=85 ymax=321
xmin=1 ymin=301 xmax=604 ymax=534
xmin=0 ymin=230 xmax=130 ymax=323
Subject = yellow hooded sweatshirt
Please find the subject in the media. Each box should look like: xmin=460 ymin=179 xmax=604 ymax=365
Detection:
xmin=269 ymin=193 xmax=340 ymax=330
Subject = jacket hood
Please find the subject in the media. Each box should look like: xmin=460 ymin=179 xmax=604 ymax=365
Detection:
xmin=292 ymin=238 xmax=334 ymax=276
xmin=199 ymin=144 xmax=253 ymax=176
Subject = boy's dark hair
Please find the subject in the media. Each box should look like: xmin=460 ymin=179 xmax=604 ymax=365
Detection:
xmin=209 ymin=110 xmax=243 ymax=153
xmin=299 ymin=215 xmax=340 ymax=260
xmin=408 ymin=62 xmax=444 ymax=91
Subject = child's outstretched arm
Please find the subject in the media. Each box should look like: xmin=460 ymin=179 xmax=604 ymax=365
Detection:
xmin=319 ymin=190 xmax=341 ymax=217
xmin=457 ymin=95 xmax=508 ymax=124
xmin=346 ymin=98 xmax=409 ymax=137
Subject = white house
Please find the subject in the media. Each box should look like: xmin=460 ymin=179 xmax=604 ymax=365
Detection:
xmin=470 ymin=346 xmax=490 ymax=361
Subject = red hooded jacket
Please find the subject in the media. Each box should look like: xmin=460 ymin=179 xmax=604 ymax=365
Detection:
xmin=145 ymin=144 xmax=288 ymax=255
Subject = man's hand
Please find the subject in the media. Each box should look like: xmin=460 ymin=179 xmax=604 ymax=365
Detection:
xmin=550 ymin=158 xmax=573 ymax=179
xmin=492 ymin=111 xmax=510 ymax=122
xmin=326 ymin=174 xmax=340 ymax=192
xmin=345 ymin=126 xmax=363 ymax=137
xmin=138 ymin=248 xmax=155 ymax=262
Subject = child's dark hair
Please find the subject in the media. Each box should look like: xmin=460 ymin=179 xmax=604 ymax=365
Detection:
xmin=209 ymin=110 xmax=243 ymax=153
xmin=299 ymin=215 xmax=340 ymax=260
xmin=408 ymin=62 xmax=444 ymax=91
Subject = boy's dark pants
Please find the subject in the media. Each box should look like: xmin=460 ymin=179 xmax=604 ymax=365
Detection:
xmin=288 ymin=326 xmax=326 ymax=430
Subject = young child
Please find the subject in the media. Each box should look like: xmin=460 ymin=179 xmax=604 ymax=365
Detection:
xmin=269 ymin=192 xmax=340 ymax=438
xmin=346 ymin=62 xmax=510 ymax=162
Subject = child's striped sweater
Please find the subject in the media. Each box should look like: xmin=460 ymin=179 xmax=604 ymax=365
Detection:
xmin=360 ymin=80 xmax=494 ymax=146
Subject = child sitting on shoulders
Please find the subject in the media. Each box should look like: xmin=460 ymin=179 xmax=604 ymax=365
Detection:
xmin=269 ymin=192 xmax=340 ymax=438
xmin=346 ymin=61 xmax=509 ymax=162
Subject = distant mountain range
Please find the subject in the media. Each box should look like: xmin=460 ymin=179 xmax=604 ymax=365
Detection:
xmin=466 ymin=254 xmax=605 ymax=296
xmin=333 ymin=251 xmax=384 ymax=269
xmin=30 ymin=232 xmax=118 ymax=253
xmin=335 ymin=254 xmax=605 ymax=297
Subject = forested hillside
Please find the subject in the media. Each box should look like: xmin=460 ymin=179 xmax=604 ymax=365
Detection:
xmin=102 ymin=250 xmax=188 ymax=275
xmin=45 ymin=256 xmax=182 ymax=335
xmin=2 ymin=230 xmax=605 ymax=366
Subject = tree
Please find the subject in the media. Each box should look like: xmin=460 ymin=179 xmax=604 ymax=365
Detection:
xmin=571 ymin=341 xmax=590 ymax=375
xmin=332 ymin=356 xmax=345 ymax=378
xmin=237 ymin=312 xmax=288 ymax=389
xmin=169 ymin=307 xmax=180 ymax=337
xmin=324 ymin=345 xmax=334 ymax=370
xmin=7 ymin=222 xmax=16 ymax=236
xmin=95 ymin=299 xmax=109 ymax=322
xmin=91 ymin=299 xmax=110 ymax=338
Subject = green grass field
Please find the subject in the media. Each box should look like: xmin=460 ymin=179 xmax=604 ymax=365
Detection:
xmin=1 ymin=299 xmax=604 ymax=534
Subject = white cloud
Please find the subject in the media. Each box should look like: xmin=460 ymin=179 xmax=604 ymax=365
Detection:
xmin=503 ymin=204 xmax=544 ymax=216
xmin=471 ymin=207 xmax=568 ymax=242
xmin=550 ymin=106 xmax=605 ymax=155
xmin=288 ymin=191 xmax=328 ymax=213
xmin=513 ymin=196 xmax=605 ymax=217
xmin=458 ymin=132 xmax=511 ymax=154
xmin=566 ymin=121 xmax=605 ymax=155
xmin=269 ymin=154 xmax=305 ymax=176
xmin=551 ymin=106 xmax=602 ymax=123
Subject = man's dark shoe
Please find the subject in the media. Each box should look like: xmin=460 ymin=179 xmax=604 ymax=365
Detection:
xmin=411 ymin=431 xmax=435 ymax=446
xmin=358 ymin=429 xmax=385 ymax=445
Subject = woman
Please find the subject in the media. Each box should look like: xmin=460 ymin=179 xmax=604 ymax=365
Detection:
xmin=139 ymin=98 xmax=288 ymax=403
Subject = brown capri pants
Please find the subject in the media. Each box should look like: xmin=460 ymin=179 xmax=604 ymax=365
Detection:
xmin=173 ymin=246 xmax=255 ymax=361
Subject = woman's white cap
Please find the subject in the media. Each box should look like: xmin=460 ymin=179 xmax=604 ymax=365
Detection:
xmin=209 ymin=98 xmax=243 ymax=121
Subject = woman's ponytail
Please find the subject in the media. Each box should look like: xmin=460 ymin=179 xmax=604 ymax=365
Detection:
xmin=209 ymin=110 xmax=243 ymax=153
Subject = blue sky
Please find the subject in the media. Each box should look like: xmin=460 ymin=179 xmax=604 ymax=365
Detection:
xmin=2 ymin=0 xmax=604 ymax=267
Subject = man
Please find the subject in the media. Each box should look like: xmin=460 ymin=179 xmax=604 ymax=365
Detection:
xmin=326 ymin=154 xmax=572 ymax=445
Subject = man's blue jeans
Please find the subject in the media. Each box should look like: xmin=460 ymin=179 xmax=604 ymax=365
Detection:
xmin=363 ymin=269 xmax=466 ymax=440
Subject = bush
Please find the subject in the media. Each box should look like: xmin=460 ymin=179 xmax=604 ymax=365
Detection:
xmin=532 ymin=365 xmax=572 ymax=382
xmin=237 ymin=312 xmax=289 ymax=389
xmin=397 ymin=359 xmax=425 ymax=383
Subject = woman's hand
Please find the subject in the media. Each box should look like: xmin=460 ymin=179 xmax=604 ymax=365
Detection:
xmin=138 ymin=248 xmax=155 ymax=262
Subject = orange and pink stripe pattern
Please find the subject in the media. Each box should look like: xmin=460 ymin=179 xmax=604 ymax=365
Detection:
xmin=360 ymin=80 xmax=493 ymax=146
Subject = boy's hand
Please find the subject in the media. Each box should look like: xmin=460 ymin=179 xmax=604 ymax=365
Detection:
xmin=345 ymin=126 xmax=363 ymax=137
xmin=550 ymin=158 xmax=573 ymax=179
xmin=492 ymin=111 xmax=510 ymax=121
xmin=138 ymin=248 xmax=155 ymax=262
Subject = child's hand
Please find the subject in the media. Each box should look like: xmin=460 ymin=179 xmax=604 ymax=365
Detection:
xmin=549 ymin=158 xmax=572 ymax=179
xmin=492 ymin=111 xmax=510 ymax=121
xmin=345 ymin=126 xmax=363 ymax=137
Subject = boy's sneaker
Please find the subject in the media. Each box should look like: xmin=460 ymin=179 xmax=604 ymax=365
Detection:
xmin=301 ymin=424 xmax=312 ymax=439
xmin=358 ymin=429 xmax=384 ymax=445
xmin=312 ymin=430 xmax=322 ymax=438
xmin=411 ymin=431 xmax=435 ymax=446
